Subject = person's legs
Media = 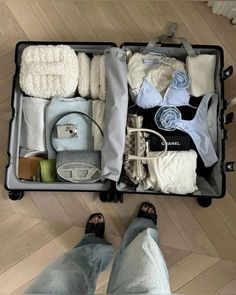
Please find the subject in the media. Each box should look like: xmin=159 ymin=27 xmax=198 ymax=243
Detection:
xmin=25 ymin=214 xmax=113 ymax=295
xmin=107 ymin=202 xmax=171 ymax=294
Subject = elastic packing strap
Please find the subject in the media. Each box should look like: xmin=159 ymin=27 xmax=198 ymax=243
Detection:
xmin=143 ymin=35 xmax=196 ymax=57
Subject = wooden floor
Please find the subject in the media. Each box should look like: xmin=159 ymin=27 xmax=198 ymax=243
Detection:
xmin=0 ymin=1 xmax=236 ymax=294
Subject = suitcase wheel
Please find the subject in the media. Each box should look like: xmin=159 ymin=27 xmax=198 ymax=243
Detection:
xmin=9 ymin=190 xmax=24 ymax=201
xmin=99 ymin=191 xmax=124 ymax=203
xmin=116 ymin=191 xmax=124 ymax=203
xmin=100 ymin=191 xmax=110 ymax=202
xmin=222 ymin=66 xmax=233 ymax=80
xmin=197 ymin=197 xmax=212 ymax=208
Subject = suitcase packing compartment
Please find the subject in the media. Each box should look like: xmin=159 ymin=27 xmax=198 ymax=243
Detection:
xmin=5 ymin=24 xmax=235 ymax=207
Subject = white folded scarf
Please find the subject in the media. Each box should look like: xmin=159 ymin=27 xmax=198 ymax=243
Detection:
xmin=145 ymin=150 xmax=198 ymax=194
xmin=21 ymin=96 xmax=50 ymax=152
xmin=78 ymin=52 xmax=91 ymax=98
xmin=99 ymin=55 xmax=106 ymax=100
xmin=90 ymin=55 xmax=106 ymax=101
xmin=90 ymin=55 xmax=100 ymax=99
xmin=186 ymin=54 xmax=216 ymax=97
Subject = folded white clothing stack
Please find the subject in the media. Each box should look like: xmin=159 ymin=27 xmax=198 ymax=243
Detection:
xmin=77 ymin=53 xmax=106 ymax=101
xmin=90 ymin=55 xmax=106 ymax=100
xmin=127 ymin=53 xmax=185 ymax=99
xmin=145 ymin=150 xmax=198 ymax=194
xmin=78 ymin=52 xmax=91 ymax=98
xmin=92 ymin=100 xmax=106 ymax=150
xmin=21 ymin=96 xmax=50 ymax=153
xmin=20 ymin=45 xmax=78 ymax=99
xmin=186 ymin=54 xmax=216 ymax=97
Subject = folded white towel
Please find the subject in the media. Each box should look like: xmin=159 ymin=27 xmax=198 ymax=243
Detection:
xmin=186 ymin=54 xmax=216 ymax=97
xmin=20 ymin=45 xmax=78 ymax=99
xmin=78 ymin=52 xmax=90 ymax=98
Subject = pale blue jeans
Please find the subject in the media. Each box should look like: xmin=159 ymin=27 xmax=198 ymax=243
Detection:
xmin=25 ymin=218 xmax=159 ymax=294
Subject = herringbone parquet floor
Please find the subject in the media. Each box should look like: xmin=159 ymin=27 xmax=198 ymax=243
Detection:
xmin=0 ymin=1 xmax=236 ymax=294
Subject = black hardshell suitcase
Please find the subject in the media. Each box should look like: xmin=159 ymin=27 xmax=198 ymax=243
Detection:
xmin=5 ymin=24 xmax=235 ymax=207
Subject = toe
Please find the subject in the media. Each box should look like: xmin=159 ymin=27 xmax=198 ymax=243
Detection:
xmin=89 ymin=216 xmax=95 ymax=224
xmin=94 ymin=216 xmax=99 ymax=224
xmin=142 ymin=203 xmax=148 ymax=212
xmin=148 ymin=207 xmax=155 ymax=214
xmin=98 ymin=214 xmax=104 ymax=223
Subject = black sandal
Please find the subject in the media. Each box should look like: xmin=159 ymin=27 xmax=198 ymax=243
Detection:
xmin=138 ymin=202 xmax=157 ymax=225
xmin=85 ymin=213 xmax=105 ymax=238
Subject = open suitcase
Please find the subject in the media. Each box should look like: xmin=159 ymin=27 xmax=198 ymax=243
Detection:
xmin=5 ymin=23 xmax=235 ymax=207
